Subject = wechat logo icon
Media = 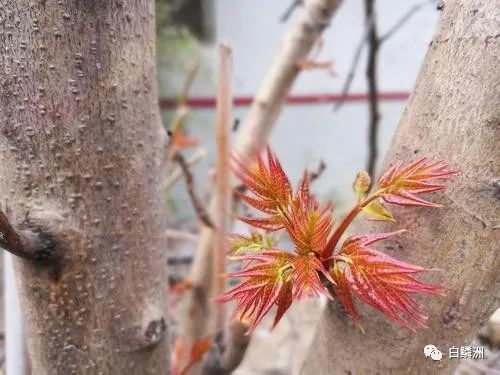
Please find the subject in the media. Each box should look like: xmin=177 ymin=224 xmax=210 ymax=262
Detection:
xmin=424 ymin=345 xmax=443 ymax=361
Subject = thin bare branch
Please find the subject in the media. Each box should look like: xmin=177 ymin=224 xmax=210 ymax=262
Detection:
xmin=173 ymin=151 xmax=214 ymax=229
xmin=364 ymin=0 xmax=380 ymax=179
xmin=296 ymin=36 xmax=336 ymax=75
xmin=310 ymin=159 xmax=327 ymax=182
xmin=334 ymin=1 xmax=433 ymax=112
xmin=179 ymin=60 xmax=200 ymax=107
xmin=333 ymin=15 xmax=374 ymax=112
xmin=296 ymin=58 xmax=335 ymax=75
xmin=164 ymin=147 xmax=207 ymax=190
xmin=379 ymin=0 xmax=435 ymax=43
xmin=166 ymin=61 xmax=200 ymax=158
xmin=280 ymin=0 xmax=302 ymax=23
xmin=214 ymin=43 xmax=233 ymax=334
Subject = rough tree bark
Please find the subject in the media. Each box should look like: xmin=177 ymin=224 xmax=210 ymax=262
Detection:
xmin=0 ymin=1 xmax=169 ymax=374
xmin=302 ymin=1 xmax=499 ymax=374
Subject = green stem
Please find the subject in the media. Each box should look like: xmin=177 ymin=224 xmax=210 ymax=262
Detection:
xmin=323 ymin=190 xmax=383 ymax=258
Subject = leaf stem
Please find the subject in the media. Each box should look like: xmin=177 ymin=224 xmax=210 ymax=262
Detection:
xmin=323 ymin=190 xmax=383 ymax=257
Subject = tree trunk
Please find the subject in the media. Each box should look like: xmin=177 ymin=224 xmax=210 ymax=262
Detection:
xmin=0 ymin=1 xmax=169 ymax=374
xmin=302 ymin=1 xmax=499 ymax=374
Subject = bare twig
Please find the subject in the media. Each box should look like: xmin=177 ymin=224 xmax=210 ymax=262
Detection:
xmin=296 ymin=59 xmax=335 ymax=75
xmin=334 ymin=1 xmax=433 ymax=112
xmin=280 ymin=0 xmax=302 ymax=23
xmin=364 ymin=0 xmax=380 ymax=179
xmin=202 ymin=45 xmax=252 ymax=375
xmin=166 ymin=61 xmax=200 ymax=157
xmin=296 ymin=36 xmax=335 ymax=75
xmin=214 ymin=44 xmax=232 ymax=334
xmin=379 ymin=0 xmax=435 ymax=43
xmin=232 ymin=118 xmax=240 ymax=132
xmin=164 ymin=147 xmax=207 ymax=190
xmin=173 ymin=152 xmax=214 ymax=228
xmin=333 ymin=15 xmax=374 ymax=112
xmin=179 ymin=60 xmax=200 ymax=107
xmin=310 ymin=159 xmax=327 ymax=183
xmin=336 ymin=0 xmax=435 ymax=178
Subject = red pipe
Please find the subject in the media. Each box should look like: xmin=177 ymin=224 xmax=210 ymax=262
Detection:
xmin=159 ymin=91 xmax=410 ymax=109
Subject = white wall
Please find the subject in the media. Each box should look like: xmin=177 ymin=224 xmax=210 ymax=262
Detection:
xmin=215 ymin=0 xmax=439 ymax=94
xmin=161 ymin=0 xmax=441 ymax=220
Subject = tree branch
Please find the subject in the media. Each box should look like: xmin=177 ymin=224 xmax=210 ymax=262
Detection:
xmin=336 ymin=0 xmax=435 ymax=179
xmin=213 ymin=43 xmax=232 ymax=334
xmin=166 ymin=61 xmax=200 ymax=158
xmin=365 ymin=0 xmax=380 ymax=179
xmin=0 ymin=211 xmax=54 ymax=262
xmin=333 ymin=15 xmax=374 ymax=112
xmin=164 ymin=147 xmax=207 ymax=190
xmin=379 ymin=0 xmax=436 ymax=43
xmin=334 ymin=1 xmax=434 ymax=112
xmin=310 ymin=159 xmax=327 ymax=182
xmin=280 ymin=0 xmax=303 ymax=23
xmin=173 ymin=152 xmax=214 ymax=229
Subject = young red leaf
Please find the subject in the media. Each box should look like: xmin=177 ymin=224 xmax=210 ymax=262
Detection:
xmin=233 ymin=147 xmax=292 ymax=213
xmin=332 ymin=231 xmax=445 ymax=331
xmin=216 ymin=251 xmax=294 ymax=332
xmin=238 ymin=215 xmax=284 ymax=232
xmin=219 ymin=249 xmax=334 ymax=331
xmin=284 ymin=173 xmax=334 ymax=257
xmin=233 ymin=148 xmax=293 ymax=231
xmin=272 ymin=279 xmax=293 ymax=329
xmin=330 ymin=261 xmax=362 ymax=330
xmin=377 ymin=158 xmax=459 ymax=207
xmin=291 ymin=252 xmax=333 ymax=299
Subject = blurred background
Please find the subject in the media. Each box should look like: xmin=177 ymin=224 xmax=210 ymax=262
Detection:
xmin=153 ymin=1 xmax=499 ymax=374
xmin=1 ymin=1 xmax=498 ymax=374
xmin=158 ymin=0 xmax=437 ymax=224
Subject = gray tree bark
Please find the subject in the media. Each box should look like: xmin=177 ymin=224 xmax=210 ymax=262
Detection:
xmin=302 ymin=1 xmax=499 ymax=374
xmin=0 ymin=1 xmax=169 ymax=374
